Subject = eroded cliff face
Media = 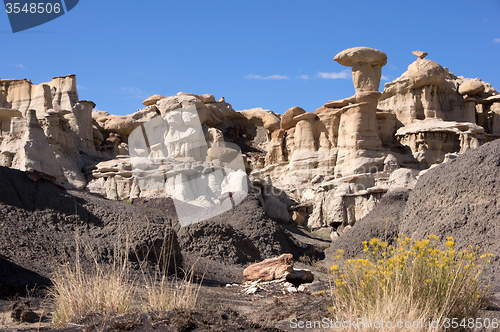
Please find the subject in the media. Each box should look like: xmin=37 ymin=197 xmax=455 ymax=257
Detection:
xmin=377 ymin=51 xmax=498 ymax=164
xmin=1 ymin=75 xmax=78 ymax=119
xmin=1 ymin=48 xmax=499 ymax=235
xmin=0 ymin=76 xmax=96 ymax=188
xmin=242 ymin=49 xmax=498 ymax=232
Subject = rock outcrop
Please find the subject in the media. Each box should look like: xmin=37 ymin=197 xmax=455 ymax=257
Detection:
xmin=0 ymin=76 xmax=99 ymax=188
xmin=378 ymin=52 xmax=498 ymax=130
xmin=247 ymin=49 xmax=498 ymax=231
xmin=395 ymin=118 xmax=485 ymax=167
xmin=1 ymin=75 xmax=78 ymax=119
xmin=1 ymin=47 xmax=498 ymax=236
xmin=0 ymin=165 xmax=324 ymax=292
xmin=399 ymin=139 xmax=500 ymax=299
xmin=331 ymin=47 xmax=387 ymax=176
xmin=324 ymin=189 xmax=410 ymax=261
xmin=0 ymin=166 xmax=182 ymax=292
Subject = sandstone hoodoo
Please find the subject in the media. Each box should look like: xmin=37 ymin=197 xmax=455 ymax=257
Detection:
xmin=331 ymin=47 xmax=388 ymax=177
xmin=1 ymin=47 xmax=499 ymax=259
xmin=334 ymin=46 xmax=387 ymax=93
xmin=1 ymin=46 xmax=500 ymax=330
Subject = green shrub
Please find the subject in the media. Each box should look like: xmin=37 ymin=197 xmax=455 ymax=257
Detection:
xmin=328 ymin=235 xmax=492 ymax=331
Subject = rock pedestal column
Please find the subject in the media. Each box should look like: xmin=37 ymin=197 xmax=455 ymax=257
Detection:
xmin=332 ymin=47 xmax=388 ymax=176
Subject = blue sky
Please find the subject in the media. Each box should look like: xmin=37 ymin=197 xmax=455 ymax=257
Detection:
xmin=1 ymin=0 xmax=500 ymax=115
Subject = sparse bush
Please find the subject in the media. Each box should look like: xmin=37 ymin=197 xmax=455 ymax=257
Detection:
xmin=299 ymin=253 xmax=323 ymax=268
xmin=48 ymin=233 xmax=200 ymax=327
xmin=299 ymin=254 xmax=313 ymax=265
xmin=141 ymin=272 xmax=199 ymax=312
xmin=328 ymin=235 xmax=492 ymax=332
xmin=49 ymin=255 xmax=135 ymax=326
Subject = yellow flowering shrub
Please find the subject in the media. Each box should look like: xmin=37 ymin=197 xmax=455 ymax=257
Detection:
xmin=329 ymin=235 xmax=492 ymax=330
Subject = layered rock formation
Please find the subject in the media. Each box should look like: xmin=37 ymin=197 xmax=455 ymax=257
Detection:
xmin=331 ymin=47 xmax=388 ymax=176
xmin=0 ymin=76 xmax=97 ymax=188
xmin=250 ymin=48 xmax=393 ymax=230
xmin=0 ymin=75 xmax=78 ymax=119
xmin=378 ymin=51 xmax=498 ymax=168
xmin=395 ymin=119 xmax=485 ymax=168
xmin=248 ymin=48 xmax=499 ymax=232
xmin=1 ymin=47 xmax=498 ymax=235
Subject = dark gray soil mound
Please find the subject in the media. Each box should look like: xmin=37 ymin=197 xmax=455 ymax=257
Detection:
xmin=0 ymin=166 xmax=181 ymax=295
xmin=0 ymin=166 xmax=328 ymax=293
xmin=323 ymin=190 xmax=409 ymax=267
xmin=324 ymin=140 xmax=500 ymax=298
xmin=177 ymin=195 xmax=325 ymax=284
xmin=131 ymin=195 xmax=329 ymax=284
xmin=399 ymin=139 xmax=500 ymax=298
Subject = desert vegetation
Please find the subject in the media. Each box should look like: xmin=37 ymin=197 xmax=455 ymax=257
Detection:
xmin=328 ymin=235 xmax=492 ymax=331
xmin=47 ymin=235 xmax=200 ymax=327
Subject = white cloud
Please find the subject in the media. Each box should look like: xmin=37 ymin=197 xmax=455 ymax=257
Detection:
xmin=10 ymin=63 xmax=26 ymax=70
xmin=493 ymin=38 xmax=500 ymax=44
xmin=317 ymin=70 xmax=351 ymax=79
xmin=296 ymin=74 xmax=310 ymax=80
xmin=120 ymin=87 xmax=149 ymax=99
xmin=77 ymin=84 xmax=87 ymax=90
xmin=244 ymin=74 xmax=289 ymax=80
xmin=381 ymin=75 xmax=390 ymax=81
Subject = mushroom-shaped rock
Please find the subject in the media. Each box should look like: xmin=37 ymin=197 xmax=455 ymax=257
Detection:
xmin=324 ymin=99 xmax=350 ymax=108
xmin=143 ymin=94 xmax=166 ymax=106
xmin=103 ymin=116 xmax=139 ymax=136
xmin=406 ymin=57 xmax=447 ymax=89
xmin=46 ymin=109 xmax=71 ymax=117
xmin=458 ymin=80 xmax=485 ymax=96
xmin=412 ymin=51 xmax=428 ymax=59
xmin=383 ymin=52 xmax=447 ymax=95
xmin=239 ymin=108 xmax=280 ymax=132
xmin=334 ymin=47 xmax=387 ymax=67
xmin=281 ymin=106 xmax=314 ymax=130
xmin=177 ymin=92 xmax=216 ymax=103
xmin=294 ymin=112 xmax=317 ymax=123
xmin=0 ymin=108 xmax=22 ymax=118
xmin=334 ymin=47 xmax=387 ymax=93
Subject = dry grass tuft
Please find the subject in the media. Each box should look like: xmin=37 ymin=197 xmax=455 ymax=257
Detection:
xmin=48 ymin=233 xmax=200 ymax=327
xmin=49 ymin=261 xmax=135 ymax=327
xmin=48 ymin=235 xmax=135 ymax=327
xmin=141 ymin=272 xmax=199 ymax=312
